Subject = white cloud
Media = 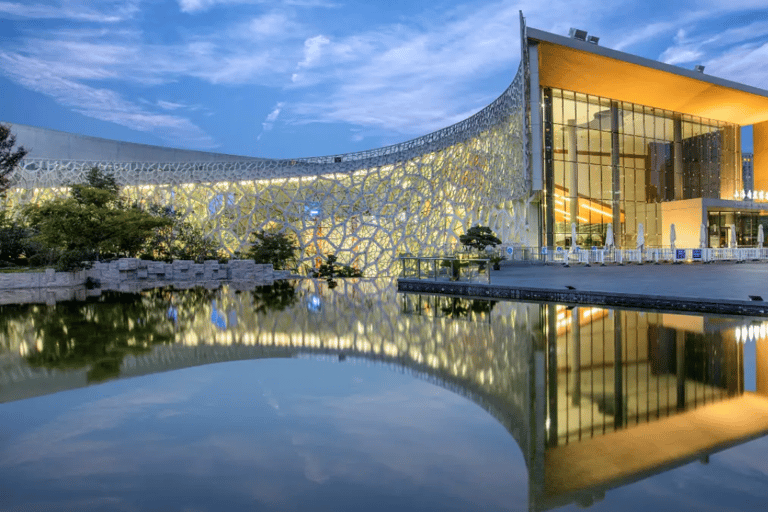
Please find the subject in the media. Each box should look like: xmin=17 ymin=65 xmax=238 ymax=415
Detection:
xmin=702 ymin=42 xmax=768 ymax=90
xmin=0 ymin=0 xmax=140 ymax=22
xmin=177 ymin=0 xmax=338 ymax=14
xmin=257 ymin=102 xmax=285 ymax=140
xmin=287 ymin=2 xmax=522 ymax=136
xmin=0 ymin=51 xmax=217 ymax=149
xmin=298 ymin=35 xmax=330 ymax=69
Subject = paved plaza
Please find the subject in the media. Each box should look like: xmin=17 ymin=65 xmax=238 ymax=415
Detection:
xmin=399 ymin=260 xmax=768 ymax=316
xmin=489 ymin=261 xmax=768 ymax=303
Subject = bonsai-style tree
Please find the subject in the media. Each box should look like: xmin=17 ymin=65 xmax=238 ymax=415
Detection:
xmin=248 ymin=230 xmax=298 ymax=270
xmin=0 ymin=124 xmax=27 ymax=196
xmin=459 ymin=225 xmax=501 ymax=252
xmin=311 ymin=254 xmax=362 ymax=288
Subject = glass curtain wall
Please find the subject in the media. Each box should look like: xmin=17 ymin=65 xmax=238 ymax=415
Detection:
xmin=542 ymin=87 xmax=741 ymax=249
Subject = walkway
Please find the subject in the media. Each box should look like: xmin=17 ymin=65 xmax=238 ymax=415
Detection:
xmin=398 ymin=261 xmax=768 ymax=316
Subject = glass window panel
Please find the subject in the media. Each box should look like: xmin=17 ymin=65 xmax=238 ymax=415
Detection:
xmin=683 ymin=120 xmax=693 ymax=139
xmin=562 ymin=90 xmax=576 ymax=123
xmin=553 ymin=123 xmax=565 ymax=155
xmin=575 ymin=93 xmax=589 ymax=125
xmin=552 ymin=92 xmax=564 ymax=125
xmin=554 ymin=160 xmax=566 ymax=191
xmin=664 ymin=115 xmax=674 ymax=142
xmin=603 ymin=166 xmax=613 ymax=200
xmin=589 ymin=130 xmax=601 ymax=165
xmin=590 ymin=165 xmax=603 ymax=201
xmin=577 ymin=130 xmax=589 ymax=163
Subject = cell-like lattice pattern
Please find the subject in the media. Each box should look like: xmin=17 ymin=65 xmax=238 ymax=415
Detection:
xmin=7 ymin=65 xmax=528 ymax=276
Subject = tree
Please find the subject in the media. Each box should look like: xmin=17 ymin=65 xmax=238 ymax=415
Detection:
xmin=0 ymin=209 xmax=29 ymax=265
xmin=459 ymin=225 xmax=501 ymax=252
xmin=141 ymin=205 xmax=222 ymax=262
xmin=23 ymin=167 xmax=171 ymax=268
xmin=311 ymin=254 xmax=362 ymax=288
xmin=0 ymin=124 xmax=27 ymax=196
xmin=247 ymin=230 xmax=297 ymax=270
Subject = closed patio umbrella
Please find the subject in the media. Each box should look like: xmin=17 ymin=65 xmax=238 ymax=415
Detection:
xmin=571 ymin=222 xmax=578 ymax=249
xmin=605 ymin=223 xmax=614 ymax=248
xmin=670 ymin=223 xmax=676 ymax=251
xmin=759 ymin=225 xmax=764 ymax=249
xmin=700 ymin=223 xmax=707 ymax=249
xmin=637 ymin=223 xmax=644 ymax=250
xmin=730 ymin=224 xmax=737 ymax=248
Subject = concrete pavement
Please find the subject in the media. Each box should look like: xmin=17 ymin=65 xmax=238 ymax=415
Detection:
xmin=398 ymin=261 xmax=768 ymax=316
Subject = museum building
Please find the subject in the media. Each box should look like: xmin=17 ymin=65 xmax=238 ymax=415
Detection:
xmin=5 ymin=13 xmax=768 ymax=274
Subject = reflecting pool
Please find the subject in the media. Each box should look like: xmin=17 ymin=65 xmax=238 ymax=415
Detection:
xmin=1 ymin=279 xmax=767 ymax=511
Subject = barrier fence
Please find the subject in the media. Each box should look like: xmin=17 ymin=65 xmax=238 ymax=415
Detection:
xmin=399 ymin=247 xmax=768 ymax=283
xmin=542 ymin=246 xmax=768 ymax=265
xmin=399 ymin=256 xmax=491 ymax=284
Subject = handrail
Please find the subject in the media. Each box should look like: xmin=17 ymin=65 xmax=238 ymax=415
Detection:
xmin=399 ymin=256 xmax=491 ymax=284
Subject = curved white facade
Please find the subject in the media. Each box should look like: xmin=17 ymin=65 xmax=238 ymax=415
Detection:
xmin=5 ymin=65 xmax=530 ymax=276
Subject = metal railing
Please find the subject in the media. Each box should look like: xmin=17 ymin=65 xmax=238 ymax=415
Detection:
xmin=399 ymin=256 xmax=491 ymax=284
xmin=542 ymin=246 xmax=768 ymax=265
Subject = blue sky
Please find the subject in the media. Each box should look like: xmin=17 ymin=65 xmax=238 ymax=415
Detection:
xmin=1 ymin=0 xmax=767 ymax=158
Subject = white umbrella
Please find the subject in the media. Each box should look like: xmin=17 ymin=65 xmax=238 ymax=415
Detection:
xmin=700 ymin=223 xmax=707 ymax=249
xmin=637 ymin=223 xmax=644 ymax=250
xmin=729 ymin=224 xmax=737 ymax=248
xmin=670 ymin=223 xmax=676 ymax=251
xmin=605 ymin=223 xmax=614 ymax=248
xmin=571 ymin=222 xmax=578 ymax=249
xmin=759 ymin=225 xmax=764 ymax=249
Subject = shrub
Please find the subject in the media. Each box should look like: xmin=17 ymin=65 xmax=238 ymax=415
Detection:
xmin=247 ymin=230 xmax=297 ymax=270
xmin=459 ymin=225 xmax=501 ymax=252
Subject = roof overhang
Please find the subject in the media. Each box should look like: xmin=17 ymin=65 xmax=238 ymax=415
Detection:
xmin=528 ymin=27 xmax=768 ymax=126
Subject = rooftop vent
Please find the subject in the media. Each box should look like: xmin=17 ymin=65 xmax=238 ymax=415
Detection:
xmin=569 ymin=28 xmax=588 ymax=41
xmin=587 ymin=35 xmax=599 ymax=45
xmin=694 ymin=64 xmax=705 ymax=73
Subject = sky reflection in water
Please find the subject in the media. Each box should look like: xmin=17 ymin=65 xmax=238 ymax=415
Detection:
xmin=0 ymin=280 xmax=767 ymax=511
xmin=0 ymin=358 xmax=525 ymax=512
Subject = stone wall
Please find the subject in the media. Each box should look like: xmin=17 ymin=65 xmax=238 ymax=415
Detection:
xmin=0 ymin=259 xmax=280 ymax=293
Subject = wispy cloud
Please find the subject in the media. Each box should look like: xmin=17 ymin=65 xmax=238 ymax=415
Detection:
xmin=257 ymin=102 xmax=285 ymax=140
xmin=0 ymin=0 xmax=140 ymax=22
xmin=177 ymin=0 xmax=338 ymax=14
xmin=287 ymin=2 xmax=522 ymax=136
xmin=0 ymin=51 xmax=217 ymax=149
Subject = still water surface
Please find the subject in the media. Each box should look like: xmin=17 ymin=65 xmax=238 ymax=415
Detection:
xmin=0 ymin=279 xmax=767 ymax=511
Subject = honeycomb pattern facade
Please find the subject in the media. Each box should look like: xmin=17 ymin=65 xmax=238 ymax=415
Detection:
xmin=7 ymin=65 xmax=528 ymax=276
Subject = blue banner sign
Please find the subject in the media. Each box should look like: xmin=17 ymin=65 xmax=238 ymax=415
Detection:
xmin=676 ymin=249 xmax=686 ymax=260
xmin=692 ymin=249 xmax=702 ymax=260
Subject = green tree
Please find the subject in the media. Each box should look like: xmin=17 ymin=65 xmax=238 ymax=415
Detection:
xmin=311 ymin=254 xmax=362 ymax=288
xmin=23 ymin=167 xmax=171 ymax=268
xmin=248 ymin=230 xmax=297 ymax=270
xmin=459 ymin=225 xmax=501 ymax=252
xmin=0 ymin=124 xmax=27 ymax=195
xmin=142 ymin=205 xmax=222 ymax=262
xmin=0 ymin=210 xmax=29 ymax=265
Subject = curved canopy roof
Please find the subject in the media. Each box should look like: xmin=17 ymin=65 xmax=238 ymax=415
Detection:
xmin=528 ymin=27 xmax=768 ymax=126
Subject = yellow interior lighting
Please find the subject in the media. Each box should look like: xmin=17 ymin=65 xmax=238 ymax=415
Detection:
xmin=536 ymin=41 xmax=768 ymax=126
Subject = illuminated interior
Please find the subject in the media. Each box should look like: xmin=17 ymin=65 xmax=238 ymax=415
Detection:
xmin=542 ymin=87 xmax=740 ymax=248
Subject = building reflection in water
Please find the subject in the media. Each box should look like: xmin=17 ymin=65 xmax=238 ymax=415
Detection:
xmin=1 ymin=279 xmax=767 ymax=510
